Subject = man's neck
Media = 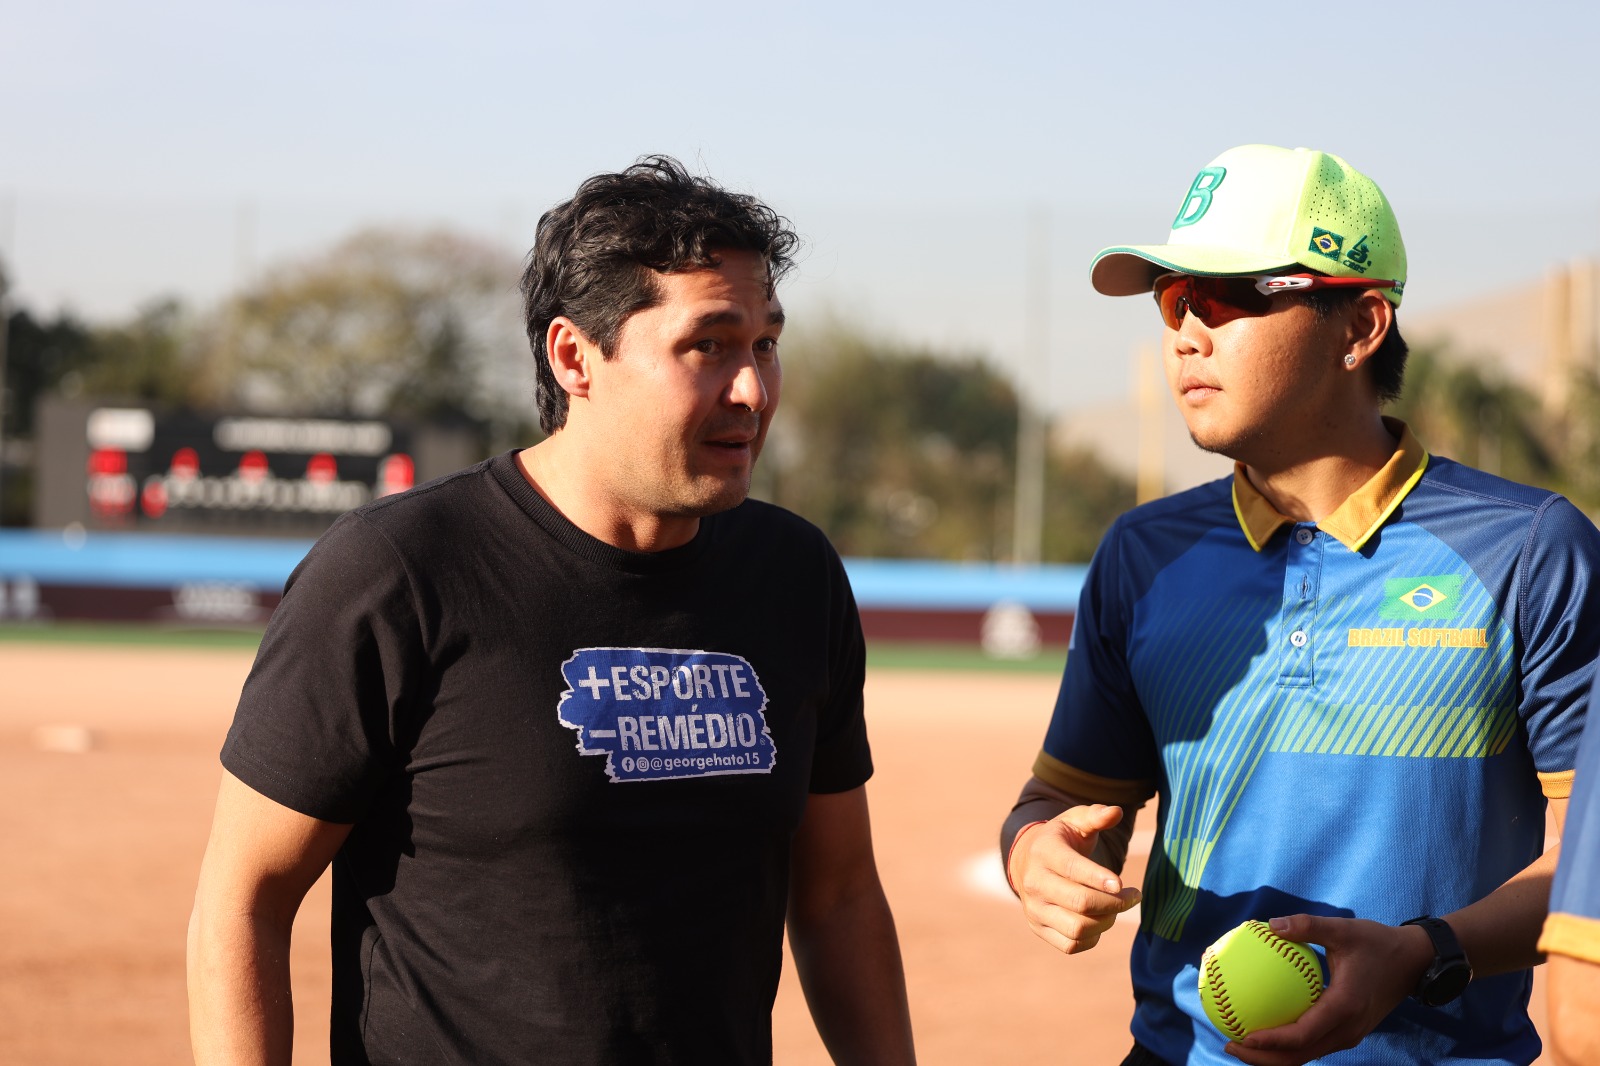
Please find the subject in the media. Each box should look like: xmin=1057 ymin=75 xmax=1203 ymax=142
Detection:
xmin=516 ymin=439 xmax=700 ymax=553
xmin=1239 ymin=415 xmax=1399 ymax=524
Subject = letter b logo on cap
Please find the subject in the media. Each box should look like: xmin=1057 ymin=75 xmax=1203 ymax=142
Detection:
xmin=1172 ymin=167 xmax=1226 ymax=229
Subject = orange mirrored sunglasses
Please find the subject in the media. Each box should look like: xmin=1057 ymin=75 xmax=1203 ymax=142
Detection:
xmin=1153 ymin=273 xmax=1399 ymax=331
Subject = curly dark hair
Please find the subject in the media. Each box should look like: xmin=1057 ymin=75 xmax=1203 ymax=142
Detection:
xmin=520 ymin=155 xmax=800 ymax=433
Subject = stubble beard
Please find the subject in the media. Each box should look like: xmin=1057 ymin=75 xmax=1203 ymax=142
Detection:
xmin=678 ymin=474 xmax=752 ymax=517
xmin=642 ymin=454 xmax=758 ymax=520
xmin=676 ymin=415 xmax=764 ymax=516
xmin=1185 ymin=417 xmax=1270 ymax=465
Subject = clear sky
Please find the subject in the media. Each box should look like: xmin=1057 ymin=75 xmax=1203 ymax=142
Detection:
xmin=3 ymin=0 xmax=1596 ymax=414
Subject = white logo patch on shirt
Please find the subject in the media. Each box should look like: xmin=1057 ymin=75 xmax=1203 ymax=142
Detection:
xmin=557 ymin=647 xmax=776 ymax=782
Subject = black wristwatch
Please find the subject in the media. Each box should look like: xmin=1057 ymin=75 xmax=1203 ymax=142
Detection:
xmin=1401 ymin=916 xmax=1473 ymax=1006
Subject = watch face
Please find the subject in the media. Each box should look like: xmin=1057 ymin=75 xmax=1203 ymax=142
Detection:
xmin=1421 ymin=960 xmax=1473 ymax=1006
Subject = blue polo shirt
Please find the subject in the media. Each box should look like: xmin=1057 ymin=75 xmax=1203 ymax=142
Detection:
xmin=1036 ymin=423 xmax=1600 ymax=1065
xmin=1541 ymin=665 xmax=1600 ymax=966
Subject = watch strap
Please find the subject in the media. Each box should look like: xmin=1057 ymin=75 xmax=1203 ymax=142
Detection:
xmin=1401 ymin=915 xmax=1473 ymax=1005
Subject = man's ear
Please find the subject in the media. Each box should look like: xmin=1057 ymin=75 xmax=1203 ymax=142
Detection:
xmin=546 ymin=317 xmax=595 ymax=400
xmin=1345 ymin=290 xmax=1395 ymax=367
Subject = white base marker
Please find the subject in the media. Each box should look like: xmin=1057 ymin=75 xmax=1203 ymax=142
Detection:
xmin=33 ymin=725 xmax=96 ymax=754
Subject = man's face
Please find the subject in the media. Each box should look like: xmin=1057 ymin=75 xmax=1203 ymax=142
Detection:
xmin=1162 ymin=286 xmax=1347 ymax=463
xmin=580 ymin=248 xmax=783 ymax=523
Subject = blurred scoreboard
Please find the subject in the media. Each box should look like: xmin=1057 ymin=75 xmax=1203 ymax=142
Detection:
xmin=7 ymin=399 xmax=479 ymax=623
xmin=35 ymin=398 xmax=478 ymax=537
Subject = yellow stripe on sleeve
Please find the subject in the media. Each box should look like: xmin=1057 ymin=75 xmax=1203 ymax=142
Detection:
xmin=1539 ymin=769 xmax=1576 ymax=799
xmin=1032 ymin=750 xmax=1155 ymax=809
xmin=1540 ymin=912 xmax=1600 ymax=965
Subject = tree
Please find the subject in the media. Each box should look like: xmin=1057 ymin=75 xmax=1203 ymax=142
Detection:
xmin=3 ymin=307 xmax=97 ymax=438
xmin=3 ymin=296 xmax=212 ymax=419
xmin=79 ymin=298 xmax=205 ymax=408
xmin=1388 ymin=341 xmax=1558 ymax=496
xmin=215 ymin=228 xmax=533 ymax=441
xmin=1042 ymin=445 xmax=1135 ymax=563
xmin=767 ymin=319 xmax=1132 ymax=562
xmin=1538 ymin=365 xmax=1600 ymax=511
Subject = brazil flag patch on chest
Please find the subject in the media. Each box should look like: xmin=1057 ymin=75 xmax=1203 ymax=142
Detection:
xmin=1380 ymin=575 xmax=1463 ymax=620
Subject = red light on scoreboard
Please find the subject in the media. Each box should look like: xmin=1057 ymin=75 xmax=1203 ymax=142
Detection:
xmin=170 ymin=447 xmax=200 ymax=480
xmin=238 ymin=450 xmax=270 ymax=483
xmin=88 ymin=448 xmax=127 ymax=476
xmin=86 ymin=447 xmax=135 ymax=519
xmin=378 ymin=453 xmax=415 ymax=497
xmin=305 ymin=453 xmax=338 ymax=484
xmin=141 ymin=479 xmax=169 ymax=518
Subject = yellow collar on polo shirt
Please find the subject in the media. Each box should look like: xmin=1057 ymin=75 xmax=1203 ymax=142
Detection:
xmin=1231 ymin=419 xmax=1430 ymax=553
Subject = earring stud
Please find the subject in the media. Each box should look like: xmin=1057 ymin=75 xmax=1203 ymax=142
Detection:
xmin=1344 ymin=353 xmax=1357 ymax=368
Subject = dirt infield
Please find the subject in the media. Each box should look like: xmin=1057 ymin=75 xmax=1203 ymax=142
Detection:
xmin=0 ymin=642 xmax=1553 ymax=1064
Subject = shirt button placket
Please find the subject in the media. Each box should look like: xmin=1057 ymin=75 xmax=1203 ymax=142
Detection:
xmin=1281 ymin=525 xmax=1320 ymax=684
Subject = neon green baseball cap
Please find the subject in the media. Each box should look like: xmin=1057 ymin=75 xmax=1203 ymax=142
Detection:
xmin=1091 ymin=144 xmax=1407 ymax=306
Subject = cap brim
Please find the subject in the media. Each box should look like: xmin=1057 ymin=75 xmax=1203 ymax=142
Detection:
xmin=1091 ymin=245 xmax=1300 ymax=296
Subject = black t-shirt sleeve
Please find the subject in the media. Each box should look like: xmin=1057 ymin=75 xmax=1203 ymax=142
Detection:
xmin=221 ymin=512 xmax=425 ymax=824
xmin=806 ymin=544 xmax=873 ymax=794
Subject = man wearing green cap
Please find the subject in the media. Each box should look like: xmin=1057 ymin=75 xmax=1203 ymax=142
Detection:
xmin=1001 ymin=145 xmax=1600 ymax=1065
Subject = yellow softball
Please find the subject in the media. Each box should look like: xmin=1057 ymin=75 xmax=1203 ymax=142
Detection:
xmin=1198 ymin=920 xmax=1326 ymax=1041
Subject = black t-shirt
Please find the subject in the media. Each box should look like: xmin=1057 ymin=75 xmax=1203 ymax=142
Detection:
xmin=221 ymin=452 xmax=873 ymax=1065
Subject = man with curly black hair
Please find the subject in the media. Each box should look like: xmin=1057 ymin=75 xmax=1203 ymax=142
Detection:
xmin=190 ymin=156 xmax=916 ymax=1065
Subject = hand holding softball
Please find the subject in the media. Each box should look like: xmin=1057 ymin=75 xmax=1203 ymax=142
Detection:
xmin=1009 ymin=804 xmax=1141 ymax=956
xmin=1199 ymin=921 xmax=1325 ymax=1041
xmin=1211 ymin=914 xmax=1435 ymax=1066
